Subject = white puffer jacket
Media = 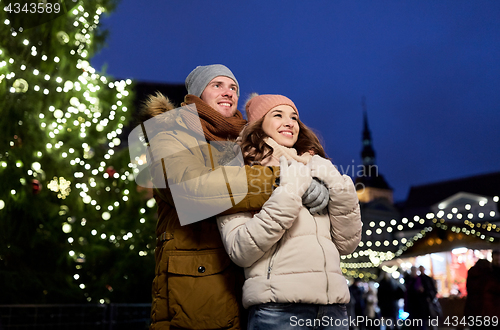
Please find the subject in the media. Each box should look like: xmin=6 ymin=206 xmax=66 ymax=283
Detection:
xmin=217 ymin=154 xmax=362 ymax=309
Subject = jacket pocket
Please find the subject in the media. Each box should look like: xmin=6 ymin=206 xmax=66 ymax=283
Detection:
xmin=267 ymin=240 xmax=282 ymax=279
xmin=167 ymin=248 xmax=241 ymax=329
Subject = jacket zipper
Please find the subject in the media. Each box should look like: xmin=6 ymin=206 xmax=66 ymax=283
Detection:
xmin=267 ymin=241 xmax=281 ymax=279
xmin=314 ymin=216 xmax=330 ymax=303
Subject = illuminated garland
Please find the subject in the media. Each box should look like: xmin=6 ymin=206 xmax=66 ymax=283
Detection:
xmin=341 ymin=196 xmax=499 ymax=278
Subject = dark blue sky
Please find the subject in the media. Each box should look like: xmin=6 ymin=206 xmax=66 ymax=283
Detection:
xmin=91 ymin=0 xmax=500 ymax=202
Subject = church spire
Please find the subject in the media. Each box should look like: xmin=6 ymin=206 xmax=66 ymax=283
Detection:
xmin=361 ymin=97 xmax=376 ymax=167
xmin=355 ymin=97 xmax=393 ymax=203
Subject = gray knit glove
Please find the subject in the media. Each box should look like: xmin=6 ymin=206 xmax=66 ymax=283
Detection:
xmin=302 ymin=178 xmax=329 ymax=214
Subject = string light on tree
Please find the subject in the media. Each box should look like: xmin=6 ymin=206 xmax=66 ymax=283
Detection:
xmin=0 ymin=1 xmax=156 ymax=303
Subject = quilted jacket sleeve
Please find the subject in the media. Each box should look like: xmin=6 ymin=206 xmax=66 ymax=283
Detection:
xmin=217 ymin=184 xmax=303 ymax=268
xmin=308 ymin=155 xmax=362 ymax=255
xmin=148 ymin=130 xmax=279 ymax=218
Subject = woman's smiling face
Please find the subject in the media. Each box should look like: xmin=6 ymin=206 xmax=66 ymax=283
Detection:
xmin=262 ymin=104 xmax=300 ymax=147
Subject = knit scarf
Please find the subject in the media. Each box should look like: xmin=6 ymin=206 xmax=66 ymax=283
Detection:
xmin=181 ymin=95 xmax=247 ymax=142
xmin=261 ymin=137 xmax=312 ymax=166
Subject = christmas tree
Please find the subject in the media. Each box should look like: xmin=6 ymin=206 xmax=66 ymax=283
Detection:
xmin=0 ymin=0 xmax=156 ymax=304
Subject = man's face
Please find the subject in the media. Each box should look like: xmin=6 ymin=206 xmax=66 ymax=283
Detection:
xmin=200 ymin=76 xmax=238 ymax=117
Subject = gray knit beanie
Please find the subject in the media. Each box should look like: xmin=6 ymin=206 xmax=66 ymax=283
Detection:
xmin=185 ymin=64 xmax=240 ymax=97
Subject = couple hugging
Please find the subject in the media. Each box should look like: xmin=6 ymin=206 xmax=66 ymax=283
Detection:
xmin=141 ymin=64 xmax=362 ymax=330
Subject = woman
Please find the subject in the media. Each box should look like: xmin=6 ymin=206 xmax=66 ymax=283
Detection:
xmin=217 ymin=94 xmax=362 ymax=329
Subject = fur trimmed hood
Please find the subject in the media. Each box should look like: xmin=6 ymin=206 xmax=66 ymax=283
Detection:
xmin=138 ymin=92 xmax=186 ymax=136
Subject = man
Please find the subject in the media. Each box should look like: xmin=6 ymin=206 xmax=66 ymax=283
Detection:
xmin=377 ymin=271 xmax=404 ymax=330
xmin=464 ymin=258 xmax=491 ymax=327
xmin=419 ymin=266 xmax=440 ymax=329
xmin=492 ymin=249 xmax=500 ymax=276
xmin=348 ymin=278 xmax=366 ymax=330
xmin=418 ymin=266 xmax=437 ymax=302
xmin=404 ymin=266 xmax=429 ymax=329
xmin=464 ymin=252 xmax=500 ymax=328
xmin=484 ymin=250 xmax=500 ymax=318
xmin=143 ymin=64 xmax=329 ymax=330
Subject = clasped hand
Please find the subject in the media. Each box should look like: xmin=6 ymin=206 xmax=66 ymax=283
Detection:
xmin=278 ymin=156 xmax=312 ymax=197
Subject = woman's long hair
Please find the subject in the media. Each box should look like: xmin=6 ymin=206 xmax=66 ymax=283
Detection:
xmin=239 ymin=116 xmax=327 ymax=165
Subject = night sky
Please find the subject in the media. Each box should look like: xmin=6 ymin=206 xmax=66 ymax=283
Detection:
xmin=91 ymin=0 xmax=500 ymax=202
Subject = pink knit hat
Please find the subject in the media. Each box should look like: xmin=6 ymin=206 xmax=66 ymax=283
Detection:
xmin=245 ymin=94 xmax=298 ymax=123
